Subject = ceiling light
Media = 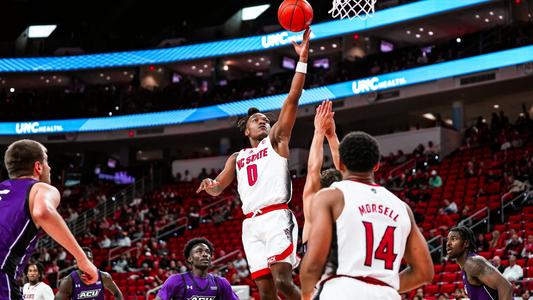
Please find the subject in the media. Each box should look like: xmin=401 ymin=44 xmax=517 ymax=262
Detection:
xmin=475 ymin=14 xmax=480 ymax=19
xmin=309 ymin=49 xmax=314 ymax=53
xmin=203 ymin=64 xmax=208 ymax=68
xmin=9 ymin=88 xmax=15 ymax=93
xmin=485 ymin=18 xmax=490 ymax=22
xmin=199 ymin=69 xmax=203 ymax=73
xmin=419 ymin=27 xmax=424 ymax=32
xmin=108 ymin=112 xmax=113 ymax=116
xmin=248 ymin=59 xmax=252 ymax=63
xmin=415 ymin=34 xmax=421 ymax=38
xmin=115 ymin=106 xmax=119 ymax=111
xmin=489 ymin=11 xmax=494 ymax=15
xmin=57 ymin=78 xmax=62 ymax=83
xmin=423 ymin=113 xmax=436 ymax=120
xmin=406 ymin=30 xmax=411 ymax=34
xmin=332 ymin=43 xmax=338 ymax=48
xmin=428 ymin=31 xmax=434 ymax=36
xmin=191 ymin=66 xmax=196 ymax=70
xmin=260 ymin=57 xmax=265 ymax=61
xmin=130 ymin=74 xmax=134 ymax=78
xmin=123 ymin=71 xmax=128 ymax=75
xmin=255 ymin=62 xmax=260 ymax=66
xmin=106 ymin=76 xmax=111 ymax=80
xmin=320 ymin=46 xmax=325 ymax=50
xmin=493 ymin=104 xmax=499 ymax=109
xmin=498 ymin=15 xmax=503 ymax=20
xmin=223 ymin=65 xmax=229 ymax=71
xmin=28 ymin=25 xmax=57 ymax=38
xmin=99 ymin=73 xmax=104 ymax=77
xmin=45 ymin=79 xmax=50 ymax=83
xmin=242 ymin=4 xmax=270 ymax=21
xmin=456 ymin=37 xmax=462 ymax=43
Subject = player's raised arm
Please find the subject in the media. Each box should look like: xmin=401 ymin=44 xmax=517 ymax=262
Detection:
xmin=269 ymin=28 xmax=311 ymax=155
xmin=399 ymin=204 xmax=434 ymax=293
xmin=196 ymin=152 xmax=238 ymax=196
xmin=302 ymin=101 xmax=333 ymax=242
xmin=465 ymin=257 xmax=513 ymax=300
xmin=30 ymin=183 xmax=98 ymax=285
xmin=324 ymin=104 xmax=340 ymax=170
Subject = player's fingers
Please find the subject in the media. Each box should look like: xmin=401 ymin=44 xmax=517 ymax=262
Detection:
xmin=196 ymin=182 xmax=205 ymax=193
xmin=290 ymin=40 xmax=298 ymax=48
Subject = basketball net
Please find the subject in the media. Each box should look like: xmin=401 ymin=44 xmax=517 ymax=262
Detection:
xmin=329 ymin=0 xmax=376 ymax=20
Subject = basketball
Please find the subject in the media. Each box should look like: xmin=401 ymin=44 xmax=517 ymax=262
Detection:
xmin=277 ymin=0 xmax=313 ymax=32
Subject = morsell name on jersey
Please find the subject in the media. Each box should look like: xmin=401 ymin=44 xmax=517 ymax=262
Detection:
xmin=15 ymin=122 xmax=64 ymax=134
xmin=352 ymin=77 xmax=407 ymax=95
xmin=237 ymin=148 xmax=268 ymax=170
xmin=358 ymin=203 xmax=399 ymax=222
xmin=261 ymin=31 xmax=316 ymax=49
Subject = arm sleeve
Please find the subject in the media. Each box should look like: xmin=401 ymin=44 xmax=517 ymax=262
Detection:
xmin=157 ymin=275 xmax=183 ymax=300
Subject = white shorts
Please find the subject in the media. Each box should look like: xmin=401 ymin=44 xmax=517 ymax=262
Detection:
xmin=241 ymin=208 xmax=299 ymax=279
xmin=317 ymin=277 xmax=400 ymax=300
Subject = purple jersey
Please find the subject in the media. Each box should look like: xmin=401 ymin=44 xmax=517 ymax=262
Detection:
xmin=70 ymin=270 xmax=105 ymax=300
xmin=0 ymin=179 xmax=40 ymax=281
xmin=462 ymin=253 xmax=499 ymax=300
xmin=157 ymin=272 xmax=239 ymax=300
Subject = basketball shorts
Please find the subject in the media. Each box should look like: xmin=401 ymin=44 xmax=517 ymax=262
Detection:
xmin=316 ymin=276 xmax=400 ymax=300
xmin=241 ymin=208 xmax=299 ymax=280
xmin=0 ymin=270 xmax=22 ymax=300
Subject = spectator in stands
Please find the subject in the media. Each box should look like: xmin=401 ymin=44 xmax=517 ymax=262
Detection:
xmin=465 ymin=161 xmax=476 ymax=178
xmin=188 ymin=207 xmax=200 ymax=229
xmin=435 ymin=208 xmax=454 ymax=230
xmin=502 ymin=255 xmax=523 ymax=282
xmin=491 ymin=255 xmax=506 ymax=273
xmin=393 ymin=150 xmax=408 ymax=165
xmin=505 ymin=234 xmax=524 ymax=258
xmin=521 ymin=290 xmax=531 ymax=300
xmin=233 ymin=252 xmax=247 ymax=270
xmin=476 ymin=233 xmax=489 ymax=252
xmin=183 ymin=170 xmax=192 ymax=182
xmin=116 ymin=231 xmax=132 ymax=247
xmin=453 ymin=288 xmax=467 ymax=299
xmin=428 ymin=170 xmax=442 ymax=188
xmin=443 ymin=199 xmax=458 ymax=214
xmin=436 ymin=293 xmax=447 ymax=300
xmin=521 ymin=234 xmax=533 ymax=258
xmin=198 ymin=168 xmax=208 ymax=180
xmin=113 ymin=254 xmax=129 ymax=273
xmin=99 ymin=234 xmax=112 ymax=248
xmin=490 ymin=230 xmax=505 ymax=250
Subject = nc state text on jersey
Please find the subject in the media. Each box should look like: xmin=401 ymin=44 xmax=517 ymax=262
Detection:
xmin=237 ymin=148 xmax=268 ymax=170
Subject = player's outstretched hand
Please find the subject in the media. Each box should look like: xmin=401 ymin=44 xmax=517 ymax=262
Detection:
xmin=314 ymin=100 xmax=334 ymax=135
xmin=77 ymin=257 xmax=98 ymax=285
xmin=291 ymin=27 xmax=311 ymax=61
xmin=196 ymin=178 xmax=220 ymax=194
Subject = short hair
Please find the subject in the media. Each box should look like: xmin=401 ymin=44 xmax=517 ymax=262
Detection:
xmin=4 ymin=140 xmax=46 ymax=179
xmin=183 ymin=237 xmax=214 ymax=263
xmin=237 ymin=107 xmax=273 ymax=133
xmin=449 ymin=226 xmax=476 ymax=252
xmin=25 ymin=262 xmax=44 ymax=279
xmin=320 ymin=168 xmax=342 ymax=188
xmin=339 ymin=132 xmax=380 ymax=173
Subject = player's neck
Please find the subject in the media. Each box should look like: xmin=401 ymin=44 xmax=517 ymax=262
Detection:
xmin=249 ymin=138 xmax=261 ymax=148
xmin=191 ymin=268 xmax=208 ymax=278
xmin=456 ymin=251 xmax=469 ymax=268
xmin=17 ymin=175 xmax=39 ymax=181
xmin=344 ymin=173 xmax=375 ymax=185
xmin=29 ymin=281 xmax=39 ymax=286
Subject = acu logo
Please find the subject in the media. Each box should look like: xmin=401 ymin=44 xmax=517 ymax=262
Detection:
xmin=189 ymin=296 xmax=216 ymax=300
xmin=77 ymin=290 xmax=100 ymax=299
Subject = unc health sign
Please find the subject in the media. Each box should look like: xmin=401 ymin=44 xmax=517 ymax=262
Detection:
xmin=0 ymin=0 xmax=491 ymax=72
xmin=2 ymin=44 xmax=533 ymax=135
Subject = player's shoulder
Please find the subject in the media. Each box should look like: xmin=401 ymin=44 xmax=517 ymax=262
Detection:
xmin=100 ymin=271 xmax=112 ymax=278
xmin=464 ymin=255 xmax=490 ymax=273
xmin=31 ymin=182 xmax=59 ymax=194
xmin=164 ymin=273 xmax=186 ymax=285
xmin=211 ymin=274 xmax=231 ymax=286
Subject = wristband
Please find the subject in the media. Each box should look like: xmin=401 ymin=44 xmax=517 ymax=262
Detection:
xmin=296 ymin=61 xmax=307 ymax=74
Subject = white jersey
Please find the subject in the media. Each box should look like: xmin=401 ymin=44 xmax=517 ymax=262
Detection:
xmin=23 ymin=282 xmax=54 ymax=300
xmin=236 ymin=136 xmax=292 ymax=214
xmin=327 ymin=180 xmax=411 ymax=291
